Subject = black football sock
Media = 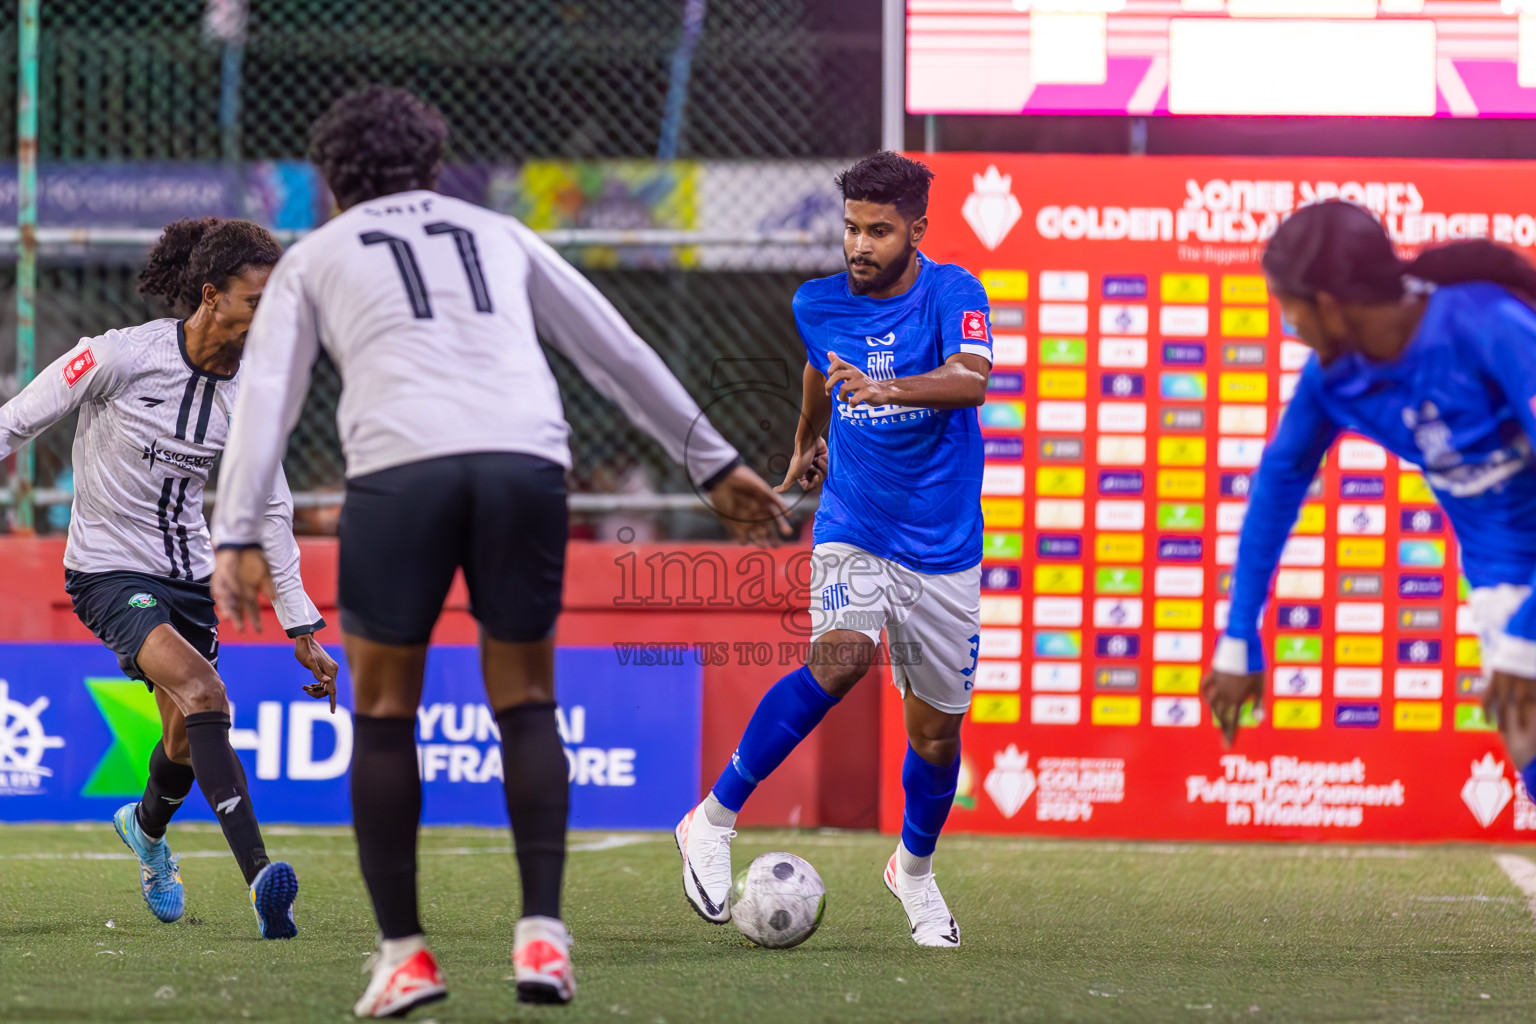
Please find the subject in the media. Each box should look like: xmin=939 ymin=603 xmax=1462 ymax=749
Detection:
xmin=351 ymin=714 xmax=423 ymax=939
xmin=497 ymin=702 xmax=569 ymax=920
xmin=136 ymin=741 xmax=196 ymax=839
xmin=183 ymin=710 xmax=269 ymax=885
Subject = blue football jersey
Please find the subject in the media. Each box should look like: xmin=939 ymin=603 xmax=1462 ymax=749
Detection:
xmin=1226 ymin=281 xmax=1536 ymax=670
xmin=793 ymin=252 xmax=993 ymax=575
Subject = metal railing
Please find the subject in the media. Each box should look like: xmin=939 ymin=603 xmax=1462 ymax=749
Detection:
xmin=0 ymin=0 xmax=879 ymax=536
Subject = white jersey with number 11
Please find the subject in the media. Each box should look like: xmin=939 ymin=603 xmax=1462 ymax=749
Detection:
xmin=213 ymin=190 xmax=740 ymax=547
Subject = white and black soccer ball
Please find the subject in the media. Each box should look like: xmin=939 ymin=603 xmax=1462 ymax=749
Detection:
xmin=730 ymin=852 xmax=826 ymax=949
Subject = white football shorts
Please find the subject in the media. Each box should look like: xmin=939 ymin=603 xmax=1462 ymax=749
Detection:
xmin=806 ymin=541 xmax=981 ymax=715
xmin=1469 ymin=583 xmax=1536 ymax=681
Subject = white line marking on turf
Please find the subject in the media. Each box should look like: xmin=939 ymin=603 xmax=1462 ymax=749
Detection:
xmin=1495 ymin=854 xmax=1536 ymax=928
xmin=0 ymin=834 xmax=655 ymax=861
xmin=571 ymin=835 xmax=652 ymax=853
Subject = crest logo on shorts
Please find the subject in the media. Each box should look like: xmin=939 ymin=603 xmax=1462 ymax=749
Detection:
xmin=820 ymin=583 xmax=849 ymax=612
xmin=128 ymin=593 xmax=157 ymax=609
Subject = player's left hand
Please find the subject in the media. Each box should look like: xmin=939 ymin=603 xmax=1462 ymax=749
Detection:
xmin=774 ymin=436 xmax=829 ymax=494
xmin=826 ymin=352 xmax=896 ymax=408
xmin=1200 ymin=669 xmax=1264 ymax=749
xmin=213 ymin=546 xmax=276 ymax=633
xmin=1484 ymin=669 xmax=1536 ymax=733
xmin=294 ymin=633 xmax=339 ymax=713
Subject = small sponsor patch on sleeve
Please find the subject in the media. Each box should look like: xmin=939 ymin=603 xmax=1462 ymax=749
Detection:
xmin=63 ymin=347 xmax=97 ymax=389
xmin=961 ymin=310 xmax=989 ymax=342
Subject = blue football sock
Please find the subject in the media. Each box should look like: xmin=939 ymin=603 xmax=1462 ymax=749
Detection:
xmin=711 ymin=665 xmax=839 ymax=813
xmin=1521 ymin=758 xmax=1536 ymax=804
xmin=900 ymin=744 xmax=960 ymax=859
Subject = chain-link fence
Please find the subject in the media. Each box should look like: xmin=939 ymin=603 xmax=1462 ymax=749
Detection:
xmin=0 ymin=0 xmax=881 ymax=536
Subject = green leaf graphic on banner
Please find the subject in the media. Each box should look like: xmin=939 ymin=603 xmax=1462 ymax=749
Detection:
xmin=1096 ymin=567 xmax=1143 ymax=595
xmin=1274 ymin=636 xmax=1323 ymax=663
xmin=1454 ymin=704 xmax=1497 ymax=732
xmin=983 ymin=532 xmax=1022 ymax=560
xmin=1039 ymin=337 xmax=1086 ymax=365
xmin=1157 ymin=503 xmax=1205 ymax=531
xmin=82 ymin=678 xmax=161 ymax=797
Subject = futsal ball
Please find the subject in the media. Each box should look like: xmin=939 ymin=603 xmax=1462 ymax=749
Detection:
xmin=731 ymin=852 xmax=826 ymax=949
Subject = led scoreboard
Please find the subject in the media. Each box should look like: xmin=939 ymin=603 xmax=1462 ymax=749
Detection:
xmin=909 ymin=0 xmax=1536 ymax=117
xmin=878 ymin=153 xmax=1536 ymax=842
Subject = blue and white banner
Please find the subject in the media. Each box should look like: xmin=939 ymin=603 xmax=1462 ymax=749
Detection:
xmin=0 ymin=644 xmax=700 ymax=829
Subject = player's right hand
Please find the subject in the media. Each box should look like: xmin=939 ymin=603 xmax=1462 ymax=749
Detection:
xmin=213 ymin=546 xmax=275 ymax=634
xmin=1200 ymin=669 xmax=1264 ymax=749
xmin=774 ymin=436 xmax=828 ymax=494
xmin=295 ymin=633 xmax=340 ymax=714
xmin=708 ymin=464 xmax=793 ymax=545
xmin=1484 ymin=669 xmax=1536 ymax=733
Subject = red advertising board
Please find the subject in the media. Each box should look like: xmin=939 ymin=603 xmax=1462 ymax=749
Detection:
xmin=879 ymin=153 xmax=1536 ymax=842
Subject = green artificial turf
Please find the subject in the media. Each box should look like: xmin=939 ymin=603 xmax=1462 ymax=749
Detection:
xmin=4 ymin=824 xmax=1536 ymax=1022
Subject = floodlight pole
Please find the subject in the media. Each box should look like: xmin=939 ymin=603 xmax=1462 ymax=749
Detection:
xmin=882 ymin=0 xmax=904 ymax=152
xmin=15 ymin=0 xmax=38 ymax=532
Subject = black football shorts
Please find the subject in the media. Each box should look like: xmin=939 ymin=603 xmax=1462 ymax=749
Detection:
xmin=65 ymin=569 xmax=220 ymax=689
xmin=338 ymin=451 xmax=568 ymax=646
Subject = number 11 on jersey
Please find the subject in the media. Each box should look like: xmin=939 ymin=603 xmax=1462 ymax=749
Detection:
xmin=361 ymin=221 xmax=493 ymax=319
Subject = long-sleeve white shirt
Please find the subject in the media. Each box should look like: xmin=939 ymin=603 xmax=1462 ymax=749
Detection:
xmin=0 ymin=318 xmax=323 ymax=634
xmin=211 ymin=190 xmax=740 ymax=547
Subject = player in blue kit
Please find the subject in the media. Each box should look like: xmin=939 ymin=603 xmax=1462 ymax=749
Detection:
xmin=1204 ymin=200 xmax=1536 ymax=787
xmin=675 ymin=151 xmax=992 ymax=946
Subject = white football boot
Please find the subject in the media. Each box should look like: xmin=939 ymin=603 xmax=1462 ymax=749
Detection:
xmin=512 ymin=915 xmax=576 ymax=1004
xmin=884 ymin=848 xmax=960 ymax=947
xmin=353 ymin=936 xmax=447 ymax=1018
xmin=675 ymin=802 xmax=735 ymax=923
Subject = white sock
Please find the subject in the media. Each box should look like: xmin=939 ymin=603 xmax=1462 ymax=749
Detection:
xmin=898 ymin=842 xmax=933 ymax=879
xmin=701 ymin=792 xmax=738 ymax=829
xmin=379 ymin=934 xmax=425 ymax=966
xmin=517 ymin=915 xmax=569 ymax=939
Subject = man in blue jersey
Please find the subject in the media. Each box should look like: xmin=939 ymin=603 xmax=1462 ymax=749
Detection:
xmin=674 ymin=151 xmax=991 ymax=947
xmin=1204 ymin=201 xmax=1536 ymax=787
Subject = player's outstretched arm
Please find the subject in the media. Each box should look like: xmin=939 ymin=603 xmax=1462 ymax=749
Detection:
xmin=211 ymin=253 xmax=320 ymax=560
xmin=513 ymin=219 xmax=789 ymax=540
xmin=0 ymin=334 xmax=125 ymax=460
xmin=775 ymin=361 xmax=831 ymax=495
xmin=261 ymin=467 xmax=336 ymax=709
xmin=1205 ymin=367 xmax=1340 ymax=747
xmin=211 ymin=469 xmax=337 ymax=707
xmin=824 ymin=351 xmax=988 ymax=411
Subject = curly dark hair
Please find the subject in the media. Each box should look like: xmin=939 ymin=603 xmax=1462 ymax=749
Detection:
xmin=835 ymin=151 xmax=935 ymax=222
xmin=307 ymin=86 xmax=449 ymax=209
xmin=1264 ymin=200 xmax=1536 ymax=304
xmin=137 ymin=217 xmax=283 ymax=316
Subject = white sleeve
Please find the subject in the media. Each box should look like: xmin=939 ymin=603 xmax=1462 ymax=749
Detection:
xmin=0 ymin=332 xmax=128 ymax=459
xmin=510 ymin=218 xmax=741 ymax=489
xmin=260 ymin=464 xmax=325 ymax=636
xmin=212 ymin=251 xmax=320 ymax=547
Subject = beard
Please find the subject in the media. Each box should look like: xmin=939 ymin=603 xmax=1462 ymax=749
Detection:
xmin=847 ymin=241 xmax=915 ymax=296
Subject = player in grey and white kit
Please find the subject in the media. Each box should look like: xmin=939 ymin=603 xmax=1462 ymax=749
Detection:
xmin=208 ymin=87 xmax=788 ymax=1016
xmin=0 ymin=217 xmax=337 ymax=938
